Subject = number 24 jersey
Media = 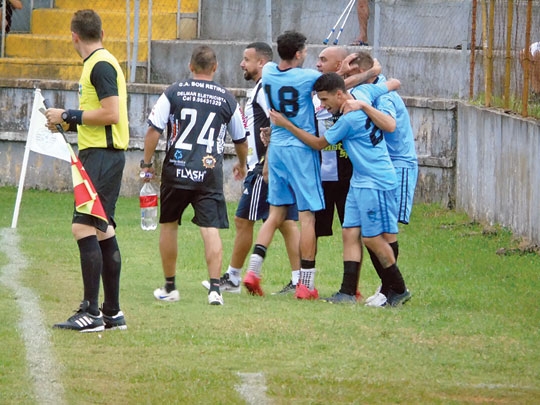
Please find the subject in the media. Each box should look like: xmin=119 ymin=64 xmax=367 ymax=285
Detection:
xmin=148 ymin=79 xmax=246 ymax=192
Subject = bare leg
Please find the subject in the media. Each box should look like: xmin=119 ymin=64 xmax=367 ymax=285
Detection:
xmin=200 ymin=227 xmax=223 ymax=280
xmin=159 ymin=222 xmax=179 ymax=278
xmin=355 ymin=0 xmax=369 ymax=43
xmin=278 ymin=219 xmax=300 ymax=271
xmin=298 ymin=210 xmax=316 ymax=261
xmin=229 ymin=216 xmax=255 ymax=269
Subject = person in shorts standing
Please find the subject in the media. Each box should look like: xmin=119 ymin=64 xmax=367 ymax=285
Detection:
xmin=46 ymin=9 xmax=129 ymax=332
xmin=142 ymin=45 xmax=248 ymax=306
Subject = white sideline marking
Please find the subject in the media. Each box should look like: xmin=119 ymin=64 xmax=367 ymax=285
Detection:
xmin=236 ymin=372 xmax=271 ymax=404
xmin=0 ymin=228 xmax=65 ymax=405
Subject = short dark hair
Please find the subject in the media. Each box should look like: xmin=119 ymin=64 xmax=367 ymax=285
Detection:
xmin=313 ymin=72 xmax=347 ymax=93
xmin=71 ymin=10 xmax=102 ymax=41
xmin=276 ymin=30 xmax=307 ymax=61
xmin=190 ymin=45 xmax=217 ymax=73
xmin=349 ymin=51 xmax=374 ymax=71
xmin=246 ymin=42 xmax=273 ymax=62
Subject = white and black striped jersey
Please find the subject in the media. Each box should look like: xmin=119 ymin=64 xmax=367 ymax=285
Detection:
xmin=148 ymin=79 xmax=246 ymax=192
xmin=244 ymin=79 xmax=269 ymax=171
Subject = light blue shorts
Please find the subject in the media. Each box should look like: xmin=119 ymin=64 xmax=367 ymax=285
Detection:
xmin=395 ymin=166 xmax=418 ymax=224
xmin=343 ymin=187 xmax=398 ymax=237
xmin=267 ymin=145 xmax=325 ymax=212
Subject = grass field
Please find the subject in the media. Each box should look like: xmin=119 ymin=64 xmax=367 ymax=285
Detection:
xmin=1 ymin=186 xmax=539 ymax=404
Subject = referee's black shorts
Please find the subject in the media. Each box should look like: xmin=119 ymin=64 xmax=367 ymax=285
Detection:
xmin=72 ymin=148 xmax=125 ymax=232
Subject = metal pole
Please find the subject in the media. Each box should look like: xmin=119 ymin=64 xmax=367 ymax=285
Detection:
xmin=177 ymin=0 xmax=181 ymax=39
xmin=503 ymin=0 xmax=514 ymax=110
xmin=1 ymin=1 xmax=6 ymax=58
xmin=147 ymin=0 xmax=152 ymax=83
xmin=265 ymin=0 xmax=272 ymax=45
xmin=521 ymin=0 xmax=532 ymax=117
xmin=372 ymin=0 xmax=380 ymax=59
xmin=197 ymin=0 xmax=201 ymax=39
xmin=126 ymin=0 xmax=131 ymax=82
xmin=130 ymin=0 xmax=141 ymax=83
xmin=469 ymin=0 xmax=477 ymax=99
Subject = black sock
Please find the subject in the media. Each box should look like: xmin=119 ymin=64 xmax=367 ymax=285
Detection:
xmin=77 ymin=235 xmax=102 ymax=316
xmin=209 ymin=278 xmax=220 ymax=293
xmin=100 ymin=236 xmax=121 ymax=316
xmin=385 ymin=263 xmax=406 ymax=294
xmin=390 ymin=241 xmax=399 ymax=262
xmin=339 ymin=261 xmax=360 ymax=295
xmin=253 ymin=244 xmax=267 ymax=258
xmin=301 ymin=259 xmax=316 ymax=269
xmin=165 ymin=276 xmax=176 ymax=293
xmin=367 ymin=247 xmax=392 ymax=296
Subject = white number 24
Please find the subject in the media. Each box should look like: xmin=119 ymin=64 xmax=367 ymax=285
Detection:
xmin=176 ymin=108 xmax=216 ymax=152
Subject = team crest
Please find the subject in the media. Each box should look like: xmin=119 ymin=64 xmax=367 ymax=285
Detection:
xmin=202 ymin=154 xmax=216 ymax=169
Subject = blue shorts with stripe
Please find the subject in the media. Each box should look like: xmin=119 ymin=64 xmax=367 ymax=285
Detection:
xmin=394 ymin=165 xmax=418 ymax=224
xmin=267 ymin=145 xmax=325 ymax=212
xmin=343 ymin=187 xmax=398 ymax=237
xmin=236 ymin=166 xmax=298 ymax=221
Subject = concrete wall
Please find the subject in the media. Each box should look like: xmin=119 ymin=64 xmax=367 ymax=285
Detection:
xmin=457 ymin=103 xmax=540 ymax=245
xmin=151 ymin=41 xmax=479 ymax=99
xmin=0 ymin=80 xmax=456 ymax=207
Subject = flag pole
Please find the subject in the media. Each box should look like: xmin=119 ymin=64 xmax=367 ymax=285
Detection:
xmin=11 ymin=136 xmax=31 ymax=229
xmin=11 ymin=89 xmax=42 ymax=229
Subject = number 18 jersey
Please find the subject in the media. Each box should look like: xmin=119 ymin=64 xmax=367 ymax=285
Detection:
xmin=262 ymin=62 xmax=321 ymax=148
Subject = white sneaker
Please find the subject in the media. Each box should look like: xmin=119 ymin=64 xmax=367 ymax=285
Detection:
xmin=364 ymin=292 xmax=387 ymax=307
xmin=364 ymin=285 xmax=382 ymax=304
xmin=201 ymin=273 xmax=241 ymax=293
xmin=208 ymin=290 xmax=224 ymax=305
xmin=153 ymin=287 xmax=180 ymax=302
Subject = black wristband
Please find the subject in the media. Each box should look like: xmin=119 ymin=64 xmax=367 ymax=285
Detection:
xmin=140 ymin=159 xmax=153 ymax=168
xmin=66 ymin=109 xmax=83 ymax=125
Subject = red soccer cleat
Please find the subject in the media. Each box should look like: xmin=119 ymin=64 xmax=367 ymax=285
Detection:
xmin=294 ymin=283 xmax=319 ymax=300
xmin=243 ymin=271 xmax=264 ymax=296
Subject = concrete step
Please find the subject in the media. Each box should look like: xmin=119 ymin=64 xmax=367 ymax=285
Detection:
xmin=31 ymin=9 xmax=177 ymax=40
xmin=0 ymin=0 xmax=198 ymax=81
xmin=54 ymin=0 xmax=198 ymax=13
xmin=0 ymin=57 xmax=148 ymax=82
xmin=5 ymin=34 xmax=149 ymax=61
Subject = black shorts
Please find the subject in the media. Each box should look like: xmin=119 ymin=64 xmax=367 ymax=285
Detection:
xmin=315 ymin=179 xmax=350 ymax=237
xmin=160 ymin=184 xmax=229 ymax=229
xmin=72 ymin=148 xmax=125 ymax=231
xmin=236 ymin=168 xmax=298 ymax=222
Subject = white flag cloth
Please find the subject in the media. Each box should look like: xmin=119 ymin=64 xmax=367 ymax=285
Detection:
xmin=27 ymin=89 xmax=70 ymax=162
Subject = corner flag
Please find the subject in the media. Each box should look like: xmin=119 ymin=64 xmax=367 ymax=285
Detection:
xmin=69 ymin=148 xmax=109 ymax=229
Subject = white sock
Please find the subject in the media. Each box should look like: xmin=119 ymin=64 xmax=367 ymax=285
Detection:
xmin=247 ymin=254 xmax=264 ymax=277
xmin=291 ymin=270 xmax=300 ymax=286
xmin=226 ymin=266 xmax=241 ymax=284
xmin=300 ymin=268 xmax=316 ymax=290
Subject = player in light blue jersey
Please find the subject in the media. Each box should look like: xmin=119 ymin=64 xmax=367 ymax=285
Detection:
xmin=342 ymin=51 xmax=417 ymax=306
xmin=270 ymin=72 xmax=411 ymax=308
xmin=243 ymin=31 xmax=323 ymax=300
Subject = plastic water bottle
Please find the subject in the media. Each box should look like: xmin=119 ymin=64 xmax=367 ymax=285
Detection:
xmin=139 ymin=175 xmax=158 ymax=231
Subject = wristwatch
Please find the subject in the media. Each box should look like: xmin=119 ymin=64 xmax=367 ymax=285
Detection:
xmin=61 ymin=111 xmax=69 ymax=123
xmin=140 ymin=159 xmax=153 ymax=168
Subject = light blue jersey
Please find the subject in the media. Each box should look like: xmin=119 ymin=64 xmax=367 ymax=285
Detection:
xmin=262 ymin=62 xmax=321 ymax=148
xmin=323 ymin=110 xmax=397 ymax=191
xmin=373 ymin=76 xmax=417 ymax=169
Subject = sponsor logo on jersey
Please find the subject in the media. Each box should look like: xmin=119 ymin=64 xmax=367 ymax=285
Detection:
xmin=202 ymin=155 xmax=217 ymax=169
xmin=176 ymin=168 xmax=207 ymax=182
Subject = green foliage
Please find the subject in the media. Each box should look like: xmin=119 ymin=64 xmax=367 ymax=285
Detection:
xmin=1 ymin=187 xmax=539 ymax=404
xmin=471 ymin=94 xmax=540 ymax=119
